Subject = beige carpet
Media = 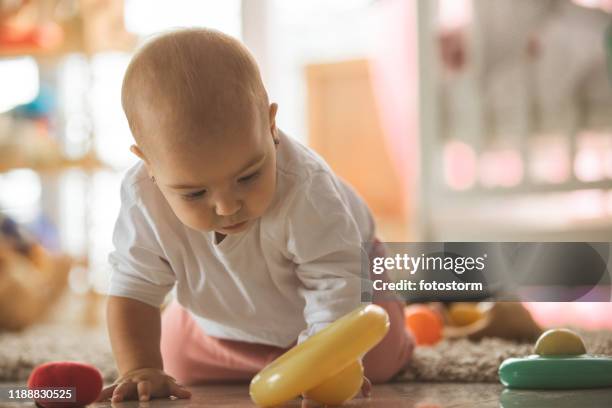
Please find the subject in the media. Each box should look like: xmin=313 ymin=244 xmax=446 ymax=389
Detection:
xmin=399 ymin=329 xmax=612 ymax=382
xmin=1 ymin=324 xmax=611 ymax=384
xmin=0 ymin=323 xmax=118 ymax=383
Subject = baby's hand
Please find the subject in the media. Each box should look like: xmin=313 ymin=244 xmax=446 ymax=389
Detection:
xmin=97 ymin=368 xmax=191 ymax=402
xmin=361 ymin=376 xmax=372 ymax=397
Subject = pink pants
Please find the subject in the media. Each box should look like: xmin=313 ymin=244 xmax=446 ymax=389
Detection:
xmin=160 ymin=243 xmax=414 ymax=385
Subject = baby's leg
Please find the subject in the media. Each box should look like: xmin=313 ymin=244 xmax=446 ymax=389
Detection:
xmin=160 ymin=300 xmax=287 ymax=385
xmin=161 ymin=299 xmax=411 ymax=387
xmin=362 ymin=239 xmax=415 ymax=383
xmin=161 ymin=238 xmax=414 ymax=386
xmin=362 ymin=299 xmax=414 ymax=383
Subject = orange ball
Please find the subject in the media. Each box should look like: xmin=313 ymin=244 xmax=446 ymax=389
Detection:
xmin=404 ymin=305 xmax=443 ymax=346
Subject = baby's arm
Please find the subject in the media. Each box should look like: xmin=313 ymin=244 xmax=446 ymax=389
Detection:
xmin=286 ymin=173 xmax=372 ymax=401
xmin=102 ymin=180 xmax=187 ymax=401
xmin=107 ymin=296 xmax=163 ymax=374
xmin=285 ymin=173 xmax=365 ymax=342
xmin=100 ymin=296 xmax=191 ymax=402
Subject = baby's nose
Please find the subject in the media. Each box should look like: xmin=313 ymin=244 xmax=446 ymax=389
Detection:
xmin=214 ymin=195 xmax=241 ymax=216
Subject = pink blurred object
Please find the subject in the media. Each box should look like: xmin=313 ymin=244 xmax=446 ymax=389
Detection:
xmin=436 ymin=0 xmax=472 ymax=72
xmin=369 ymin=0 xmax=419 ymax=199
xmin=575 ymin=149 xmax=605 ymax=182
xmin=444 ymin=140 xmax=477 ymax=190
xmin=524 ymin=302 xmax=612 ymax=329
xmin=572 ymin=0 xmax=612 ymax=13
xmin=574 ymin=131 xmax=610 ymax=182
xmin=606 ymin=148 xmax=612 ymax=178
xmin=529 ymin=135 xmax=571 ymax=184
xmin=496 ymin=149 xmax=523 ymax=187
xmin=569 ymin=190 xmax=606 ymax=220
xmin=438 ymin=0 xmax=472 ymax=30
xmin=478 ymin=149 xmax=523 ymax=188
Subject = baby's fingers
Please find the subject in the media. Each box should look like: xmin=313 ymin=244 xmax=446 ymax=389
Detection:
xmin=137 ymin=380 xmax=151 ymax=401
xmin=96 ymin=384 xmax=117 ymax=402
xmin=112 ymin=381 xmax=135 ymax=402
xmin=168 ymin=381 xmax=192 ymax=399
xmin=361 ymin=376 xmax=372 ymax=398
xmin=300 ymin=397 xmax=323 ymax=408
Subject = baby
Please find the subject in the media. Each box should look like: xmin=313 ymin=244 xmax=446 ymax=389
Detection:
xmin=100 ymin=28 xmax=413 ymax=403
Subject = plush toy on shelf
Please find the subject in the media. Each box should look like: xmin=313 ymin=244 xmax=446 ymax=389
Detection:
xmin=0 ymin=214 xmax=70 ymax=331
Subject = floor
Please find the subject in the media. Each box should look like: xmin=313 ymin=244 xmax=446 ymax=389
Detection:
xmin=3 ymin=382 xmax=612 ymax=408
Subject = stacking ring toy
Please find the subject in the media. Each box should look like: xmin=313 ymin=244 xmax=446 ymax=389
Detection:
xmin=499 ymin=355 xmax=612 ymax=389
xmin=249 ymin=305 xmax=389 ymax=407
xmin=534 ymin=328 xmax=586 ymax=356
xmin=499 ymin=328 xmax=612 ymax=389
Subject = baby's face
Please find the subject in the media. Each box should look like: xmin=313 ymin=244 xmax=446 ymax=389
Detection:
xmin=145 ymin=105 xmax=278 ymax=235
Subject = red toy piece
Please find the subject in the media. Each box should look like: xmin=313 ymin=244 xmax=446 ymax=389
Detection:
xmin=404 ymin=305 xmax=443 ymax=346
xmin=27 ymin=361 xmax=103 ymax=408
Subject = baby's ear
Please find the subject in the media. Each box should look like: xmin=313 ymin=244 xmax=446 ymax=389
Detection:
xmin=268 ymin=103 xmax=278 ymax=133
xmin=130 ymin=145 xmax=154 ymax=176
xmin=130 ymin=144 xmax=147 ymax=161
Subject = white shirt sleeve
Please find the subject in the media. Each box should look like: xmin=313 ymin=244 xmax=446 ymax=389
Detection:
xmin=107 ymin=181 xmax=176 ymax=308
xmin=285 ymin=172 xmax=365 ymax=344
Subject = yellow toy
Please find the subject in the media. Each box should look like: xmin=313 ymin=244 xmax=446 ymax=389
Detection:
xmin=447 ymin=303 xmax=484 ymax=327
xmin=534 ymin=328 xmax=587 ymax=356
xmin=249 ymin=305 xmax=389 ymax=407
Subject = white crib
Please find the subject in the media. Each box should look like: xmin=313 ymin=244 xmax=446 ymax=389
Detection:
xmin=416 ymin=0 xmax=612 ymax=241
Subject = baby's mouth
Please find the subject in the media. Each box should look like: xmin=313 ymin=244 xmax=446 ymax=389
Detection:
xmin=221 ymin=220 xmax=248 ymax=231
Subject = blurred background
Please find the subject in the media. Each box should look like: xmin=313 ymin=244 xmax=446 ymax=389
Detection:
xmin=0 ymin=0 xmax=611 ymax=331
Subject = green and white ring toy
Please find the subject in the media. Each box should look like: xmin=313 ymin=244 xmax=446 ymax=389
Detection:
xmin=499 ymin=329 xmax=612 ymax=390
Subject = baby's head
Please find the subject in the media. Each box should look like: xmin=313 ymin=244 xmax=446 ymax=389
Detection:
xmin=122 ymin=28 xmax=279 ymax=235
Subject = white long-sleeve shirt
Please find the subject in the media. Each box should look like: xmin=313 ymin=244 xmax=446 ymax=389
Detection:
xmin=107 ymin=131 xmax=375 ymax=347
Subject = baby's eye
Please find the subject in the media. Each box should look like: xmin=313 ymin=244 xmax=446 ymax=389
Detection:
xmin=238 ymin=171 xmax=260 ymax=184
xmin=182 ymin=189 xmax=207 ymax=200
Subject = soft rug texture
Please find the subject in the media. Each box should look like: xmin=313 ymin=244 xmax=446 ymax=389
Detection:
xmin=0 ymin=323 xmax=118 ymax=383
xmin=399 ymin=329 xmax=612 ymax=382
xmin=1 ymin=324 xmax=611 ymax=384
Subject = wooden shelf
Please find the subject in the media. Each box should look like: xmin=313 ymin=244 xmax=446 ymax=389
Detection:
xmin=0 ymin=0 xmax=136 ymax=60
xmin=0 ymin=153 xmax=107 ymax=174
